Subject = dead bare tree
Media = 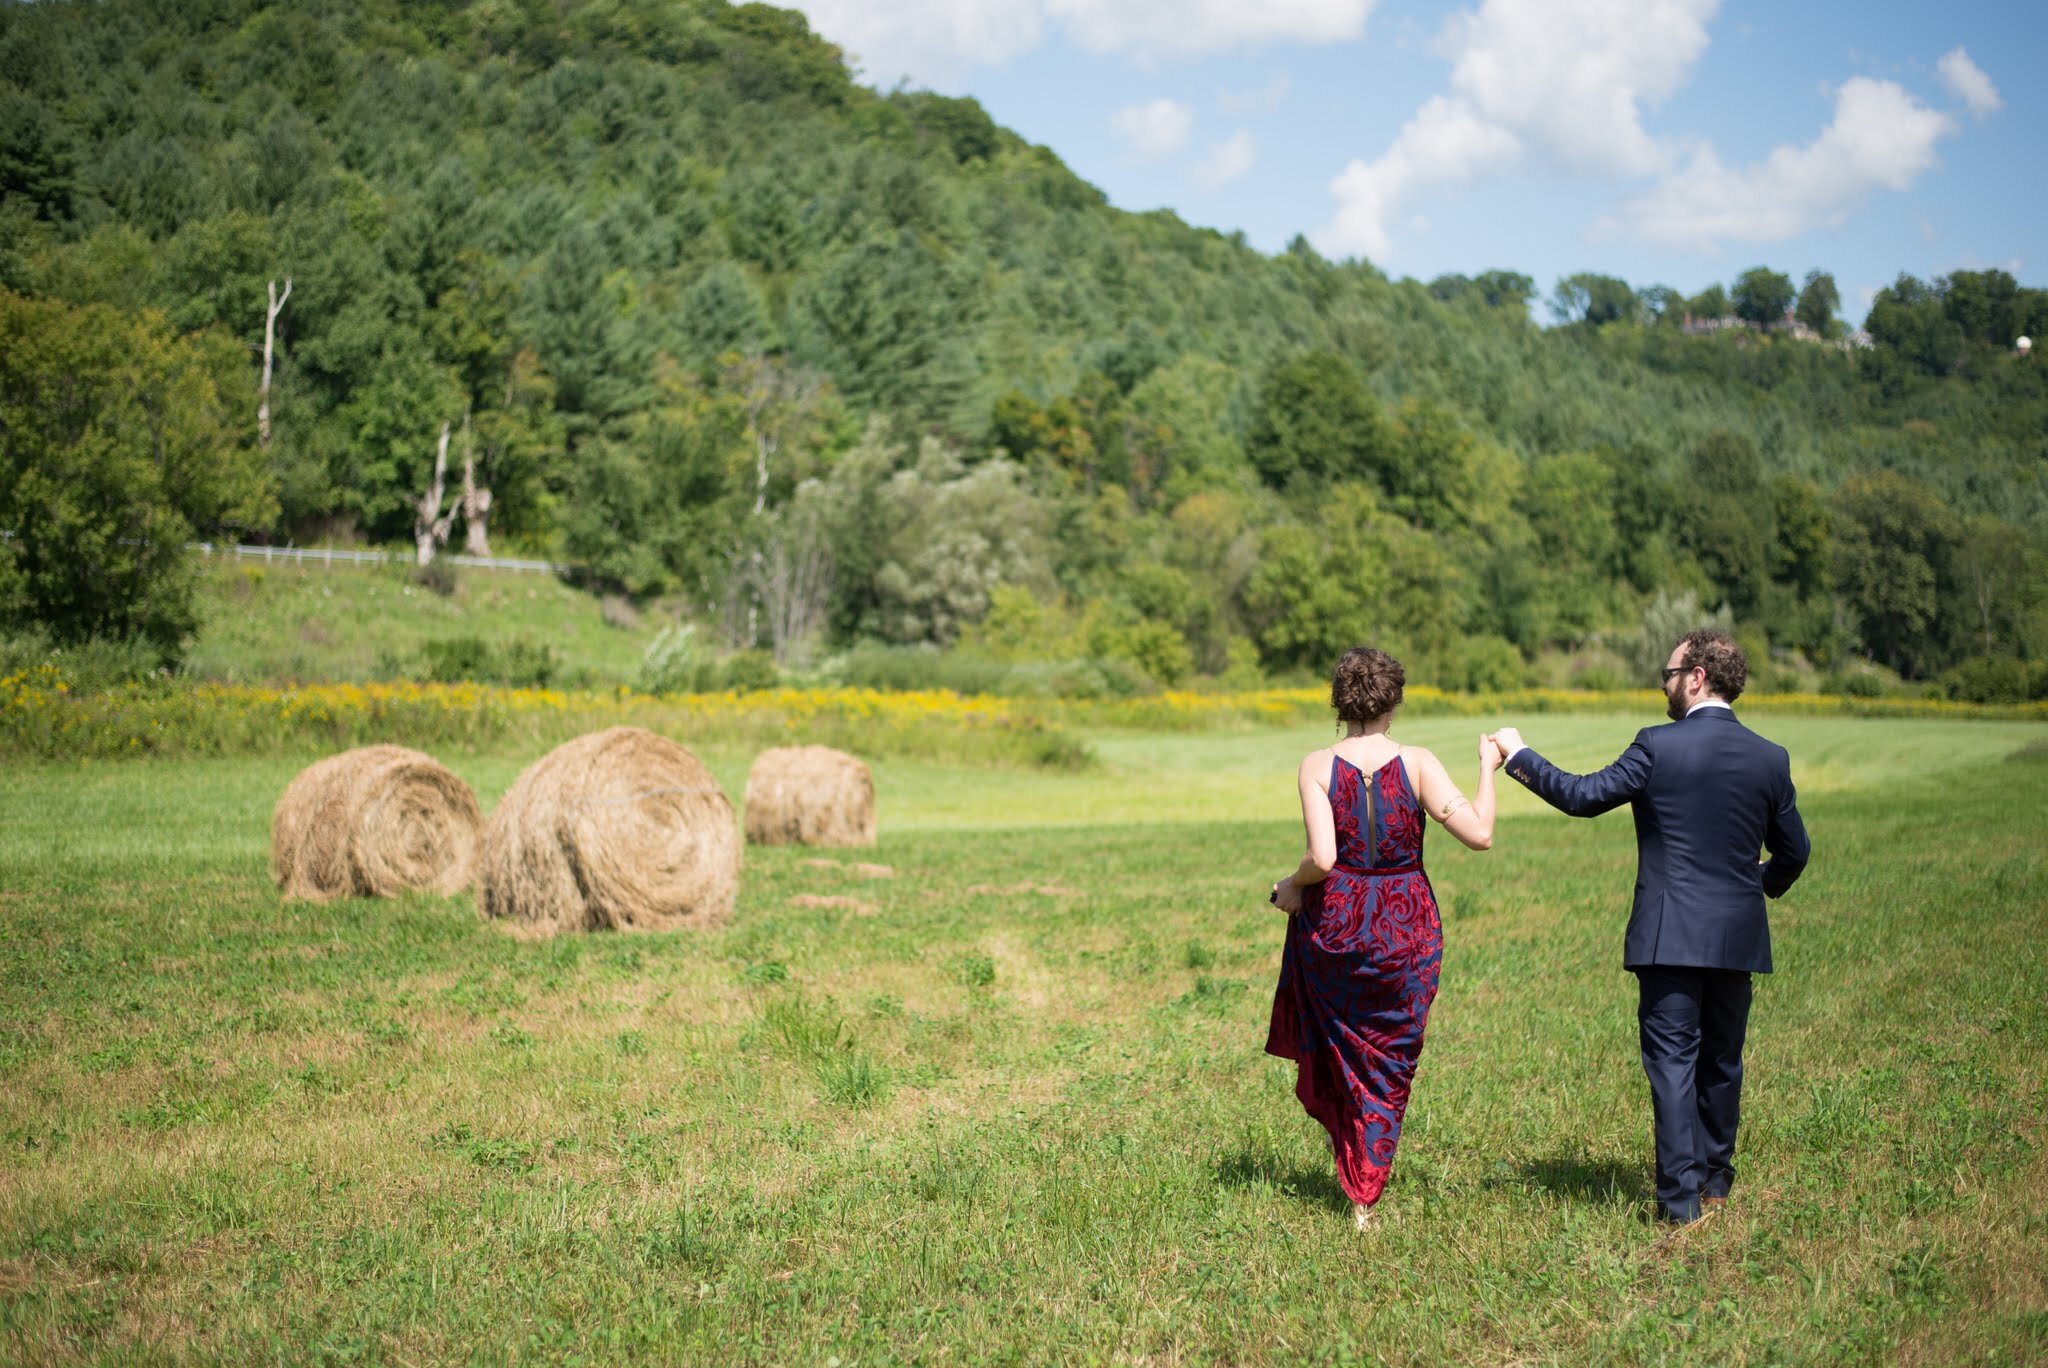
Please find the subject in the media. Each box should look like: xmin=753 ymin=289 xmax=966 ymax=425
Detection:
xmin=414 ymin=421 xmax=457 ymax=568
xmin=721 ymin=355 xmax=828 ymax=643
xmin=725 ymin=354 xmax=827 ymax=516
xmin=740 ymin=504 xmax=835 ymax=665
xmin=258 ymin=277 xmax=291 ymax=448
xmin=457 ymin=406 xmax=493 ymax=557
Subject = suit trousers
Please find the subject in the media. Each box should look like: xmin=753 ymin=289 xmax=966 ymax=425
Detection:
xmin=1634 ymin=966 xmax=1752 ymax=1223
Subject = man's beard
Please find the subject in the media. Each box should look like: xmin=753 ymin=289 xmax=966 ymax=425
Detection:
xmin=1666 ymin=691 xmax=1686 ymax=721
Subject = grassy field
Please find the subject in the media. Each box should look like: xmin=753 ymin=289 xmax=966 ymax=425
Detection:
xmin=181 ymin=558 xmax=665 ymax=686
xmin=3 ymin=713 xmax=2045 ymax=1363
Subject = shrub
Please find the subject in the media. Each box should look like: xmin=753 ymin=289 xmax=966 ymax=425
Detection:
xmin=639 ymin=624 xmax=704 ymax=695
xmin=495 ymin=641 xmax=558 ymax=689
xmin=419 ymin=636 xmax=495 ymax=684
xmin=418 ymin=636 xmax=558 ymax=688
xmin=412 ymin=561 xmax=459 ymax=597
xmin=0 ymin=630 xmax=168 ymax=692
xmin=1453 ymin=635 xmax=1527 ymax=692
xmin=1941 ymin=655 xmax=2031 ymax=704
xmin=1098 ymin=618 xmax=1192 ymax=688
xmin=717 ymin=649 xmax=780 ymax=693
xmin=1625 ymin=590 xmax=1733 ymax=678
xmin=1823 ymin=668 xmax=1888 ymax=698
xmin=830 ymin=642 xmax=1015 ymax=695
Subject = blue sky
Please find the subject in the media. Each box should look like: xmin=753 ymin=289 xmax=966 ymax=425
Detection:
xmin=783 ymin=0 xmax=2041 ymax=324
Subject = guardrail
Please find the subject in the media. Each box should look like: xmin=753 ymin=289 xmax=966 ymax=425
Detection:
xmin=189 ymin=542 xmax=562 ymax=574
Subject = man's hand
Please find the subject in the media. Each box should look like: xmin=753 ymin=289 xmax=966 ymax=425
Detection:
xmin=1493 ymin=726 xmax=1525 ymax=758
xmin=1271 ymin=879 xmax=1303 ymax=914
xmin=1479 ymin=733 xmax=1504 ymax=770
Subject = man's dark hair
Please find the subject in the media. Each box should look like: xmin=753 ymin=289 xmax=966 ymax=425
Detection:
xmin=1331 ymin=646 xmax=1405 ymax=723
xmin=1677 ymin=629 xmax=1747 ymax=701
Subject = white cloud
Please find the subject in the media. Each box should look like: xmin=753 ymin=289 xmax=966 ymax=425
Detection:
xmin=786 ymin=0 xmax=1370 ymax=89
xmin=1050 ymin=0 xmax=1371 ymax=60
xmin=792 ymin=0 xmax=1046 ymax=88
xmin=1936 ymin=47 xmax=2002 ymax=121
xmin=1113 ymin=98 xmax=1194 ymax=156
xmin=1314 ymin=0 xmax=1717 ymax=259
xmin=1322 ymin=96 xmax=1520 ymax=259
xmin=1436 ymin=0 xmax=1713 ymax=175
xmin=1195 ymin=130 xmax=1257 ymax=187
xmin=1604 ymin=78 xmax=1958 ymax=249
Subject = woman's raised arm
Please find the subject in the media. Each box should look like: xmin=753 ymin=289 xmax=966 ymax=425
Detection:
xmin=1414 ymin=737 xmax=1499 ymax=851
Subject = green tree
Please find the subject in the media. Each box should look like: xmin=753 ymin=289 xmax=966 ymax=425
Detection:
xmin=1637 ymin=285 xmax=1685 ymax=326
xmin=1865 ymin=274 xmax=1964 ymax=376
xmin=1731 ymin=267 xmax=1795 ymax=327
xmin=1473 ymin=270 xmax=1536 ymax=313
xmin=0 ymin=90 xmax=76 ymax=221
xmin=1794 ymin=270 xmax=1839 ymax=336
xmin=1768 ymin=474 xmax=1830 ymax=600
xmin=0 ymin=292 xmax=273 ymax=656
xmin=1550 ymin=273 xmax=1636 ymax=326
xmin=682 ymin=262 xmax=773 ymax=364
xmin=1831 ymin=471 xmax=1958 ymax=676
xmin=1687 ymin=283 xmax=1730 ymax=321
xmin=1244 ymin=350 xmax=1388 ymax=492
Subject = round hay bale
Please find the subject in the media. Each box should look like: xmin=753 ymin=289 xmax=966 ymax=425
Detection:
xmin=479 ymin=726 xmax=740 ymax=935
xmin=271 ymin=746 xmax=482 ymax=902
xmin=744 ymin=745 xmax=876 ymax=847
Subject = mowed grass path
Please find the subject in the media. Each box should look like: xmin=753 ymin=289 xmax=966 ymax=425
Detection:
xmin=2 ymin=714 xmax=2045 ymax=1363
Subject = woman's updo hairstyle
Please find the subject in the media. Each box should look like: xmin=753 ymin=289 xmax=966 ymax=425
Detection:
xmin=1331 ymin=646 xmax=1405 ymax=725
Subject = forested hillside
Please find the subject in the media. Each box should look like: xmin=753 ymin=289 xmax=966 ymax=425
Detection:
xmin=3 ymin=0 xmax=2045 ymax=693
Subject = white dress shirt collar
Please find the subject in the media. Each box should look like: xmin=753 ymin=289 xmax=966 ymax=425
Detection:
xmin=1686 ymin=698 xmax=1734 ymax=715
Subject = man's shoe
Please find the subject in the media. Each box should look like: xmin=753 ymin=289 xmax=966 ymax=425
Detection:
xmin=1647 ymin=1204 xmax=1718 ymax=1255
xmin=1702 ymin=1195 xmax=1728 ymax=1212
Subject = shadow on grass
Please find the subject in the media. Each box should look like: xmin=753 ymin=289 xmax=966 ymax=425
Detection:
xmin=1506 ymin=1151 xmax=1650 ymax=1208
xmin=1215 ymin=1147 xmax=1351 ymax=1213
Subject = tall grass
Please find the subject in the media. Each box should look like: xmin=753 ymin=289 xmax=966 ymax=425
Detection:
xmin=1 ymin=716 xmax=2043 ymax=1361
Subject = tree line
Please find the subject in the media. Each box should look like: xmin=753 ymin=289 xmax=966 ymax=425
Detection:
xmin=1 ymin=0 xmax=2043 ymax=695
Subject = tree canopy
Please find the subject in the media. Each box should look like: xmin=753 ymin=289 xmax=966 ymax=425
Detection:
xmin=1 ymin=0 xmax=2044 ymax=688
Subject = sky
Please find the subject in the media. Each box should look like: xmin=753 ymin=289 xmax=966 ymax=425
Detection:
xmin=778 ymin=0 xmax=2043 ymax=325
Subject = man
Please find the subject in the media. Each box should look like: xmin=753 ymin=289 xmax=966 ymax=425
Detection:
xmin=1492 ymin=629 xmax=1809 ymax=1228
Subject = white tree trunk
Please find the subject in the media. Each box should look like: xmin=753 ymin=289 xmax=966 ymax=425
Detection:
xmin=415 ymin=421 xmax=456 ymax=567
xmin=258 ymin=276 xmax=291 ymax=449
xmin=743 ymin=509 xmax=835 ymax=665
xmin=458 ymin=407 xmax=492 ymax=558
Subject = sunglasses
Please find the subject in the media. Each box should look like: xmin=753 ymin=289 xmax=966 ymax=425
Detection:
xmin=1660 ymin=666 xmax=1692 ymax=682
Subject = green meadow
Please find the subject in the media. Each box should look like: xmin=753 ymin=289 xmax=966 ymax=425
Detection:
xmin=3 ymin=713 xmax=2045 ymax=1363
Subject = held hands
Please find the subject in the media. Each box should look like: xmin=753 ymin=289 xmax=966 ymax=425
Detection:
xmin=1492 ymin=726 xmax=1525 ymax=760
xmin=1271 ymin=878 xmax=1303 ymax=914
xmin=1479 ymin=733 xmax=1504 ymax=771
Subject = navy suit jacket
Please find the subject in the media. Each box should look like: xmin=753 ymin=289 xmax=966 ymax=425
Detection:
xmin=1505 ymin=707 xmax=1809 ymax=973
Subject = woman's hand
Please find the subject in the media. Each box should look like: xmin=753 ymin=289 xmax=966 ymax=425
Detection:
xmin=1480 ymin=733 xmax=1505 ymax=771
xmin=1271 ymin=879 xmax=1304 ymax=914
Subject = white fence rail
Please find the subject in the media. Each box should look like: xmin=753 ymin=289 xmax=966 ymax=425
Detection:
xmin=189 ymin=542 xmax=562 ymax=574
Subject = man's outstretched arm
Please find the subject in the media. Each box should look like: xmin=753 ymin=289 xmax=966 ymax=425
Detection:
xmin=1495 ymin=727 xmax=1651 ymax=818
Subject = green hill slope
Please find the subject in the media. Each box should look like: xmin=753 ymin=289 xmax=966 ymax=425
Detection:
xmin=2 ymin=0 xmax=2044 ymax=688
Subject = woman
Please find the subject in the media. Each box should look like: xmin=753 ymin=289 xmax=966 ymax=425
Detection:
xmin=1266 ymin=646 xmax=1502 ymax=1229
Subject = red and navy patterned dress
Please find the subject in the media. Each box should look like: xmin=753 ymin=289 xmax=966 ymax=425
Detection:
xmin=1265 ymin=753 xmax=1444 ymax=1206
